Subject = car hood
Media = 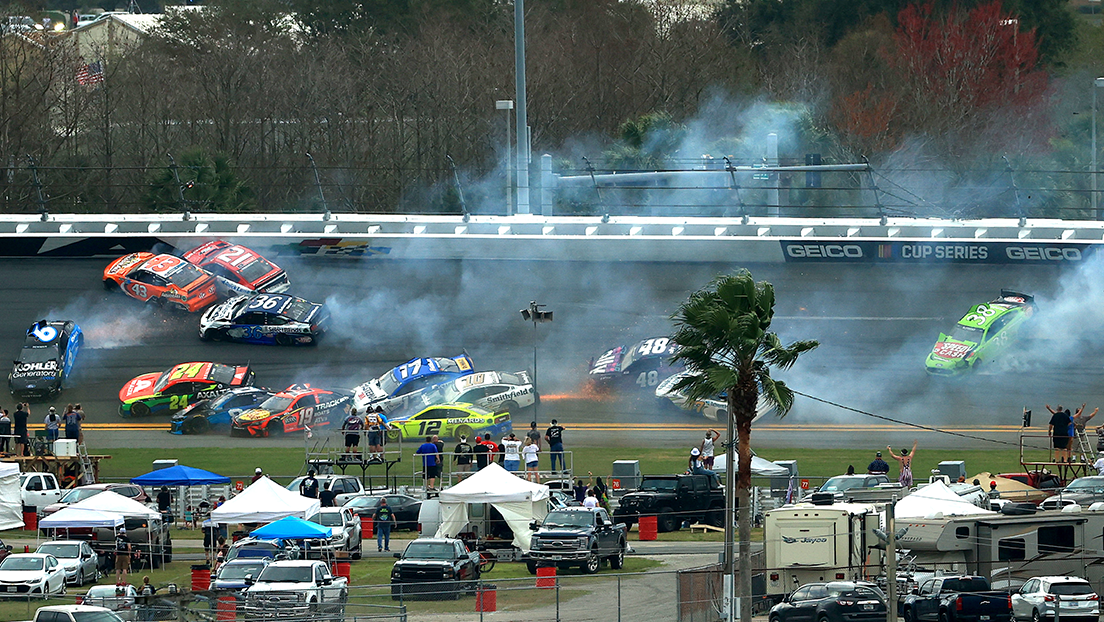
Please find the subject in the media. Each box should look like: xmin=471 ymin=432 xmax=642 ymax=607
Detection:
xmin=202 ymin=297 xmax=245 ymax=324
xmin=0 ymin=570 xmax=47 ymax=582
xmin=233 ymin=409 xmax=274 ymax=426
xmin=1046 ymin=491 xmax=1098 ymax=504
xmin=120 ymin=372 xmax=161 ymax=402
xmin=536 ymin=528 xmax=592 ymax=537
xmin=247 ymin=581 xmax=318 ymax=593
xmin=928 ymin=336 xmax=977 ymax=362
xmin=394 ymin=559 xmax=455 ymax=568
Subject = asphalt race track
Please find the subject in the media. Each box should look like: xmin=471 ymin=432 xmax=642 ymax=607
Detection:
xmin=4 ymin=256 xmax=1102 ymax=451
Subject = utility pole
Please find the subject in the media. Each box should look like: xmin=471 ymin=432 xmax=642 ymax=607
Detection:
xmin=886 ymin=499 xmax=898 ymax=622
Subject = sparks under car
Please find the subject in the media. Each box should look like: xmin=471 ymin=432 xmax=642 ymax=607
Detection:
xmin=182 ymin=240 xmax=290 ymax=295
xmin=119 ymin=361 xmax=255 ymax=417
xmin=588 ymin=336 xmax=680 ymax=392
xmin=351 ymin=354 xmax=475 ymax=415
xmin=925 ymin=290 xmax=1036 ymax=376
xmin=9 ymin=320 xmax=82 ymax=400
xmin=230 ymin=384 xmax=353 ymax=437
xmin=103 ymin=252 xmax=219 ymax=312
xmin=199 ymin=293 xmax=328 ymax=346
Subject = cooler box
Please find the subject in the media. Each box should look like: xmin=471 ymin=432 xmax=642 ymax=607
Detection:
xmin=152 ymin=459 xmax=178 ymax=470
xmin=53 ymin=439 xmax=77 ymax=457
xmin=938 ymin=460 xmax=966 ymax=482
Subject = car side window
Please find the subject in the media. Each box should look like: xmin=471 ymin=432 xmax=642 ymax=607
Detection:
xmin=36 ymin=612 xmax=64 ymax=622
xmin=42 ymin=476 xmax=57 ymax=490
xmin=166 ymin=382 xmax=194 ymax=396
xmin=791 ymin=587 xmax=810 ymax=601
xmin=26 ymin=476 xmax=42 ymax=491
xmin=807 ymin=585 xmax=829 ymax=599
xmin=919 ymin=580 xmax=935 ymax=595
xmin=266 ymin=315 xmax=288 ymax=326
xmin=386 ymin=496 xmax=405 ymax=506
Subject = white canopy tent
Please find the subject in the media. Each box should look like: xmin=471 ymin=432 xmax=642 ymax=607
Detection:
xmin=39 ymin=507 xmax=124 ymax=529
xmin=710 ymin=454 xmax=791 ymax=477
xmin=436 ymin=462 xmax=549 ymax=551
xmin=69 ymin=489 xmax=160 ymax=519
xmin=0 ymin=463 xmax=22 ymax=530
xmin=210 ymin=476 xmax=320 ymax=524
xmin=894 ymin=480 xmax=995 ymax=519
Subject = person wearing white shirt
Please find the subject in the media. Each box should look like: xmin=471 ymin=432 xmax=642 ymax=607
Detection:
xmin=521 ymin=438 xmax=540 ymax=482
xmin=501 ymin=433 xmax=522 ymax=472
xmin=583 ymin=490 xmax=599 ymax=509
xmin=1094 ymin=452 xmax=1104 ymax=476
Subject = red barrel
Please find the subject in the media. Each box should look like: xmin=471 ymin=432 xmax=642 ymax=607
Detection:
xmin=361 ymin=515 xmax=374 ymax=538
xmin=334 ymin=561 xmax=351 ymax=580
xmin=476 ymin=585 xmax=497 ymax=612
xmin=22 ymin=510 xmax=36 ymax=531
xmin=191 ymin=565 xmax=211 ymax=592
xmin=638 ymin=515 xmax=657 ymax=541
xmin=216 ymin=596 xmax=235 ymax=621
xmin=536 ymin=565 xmax=556 ymax=589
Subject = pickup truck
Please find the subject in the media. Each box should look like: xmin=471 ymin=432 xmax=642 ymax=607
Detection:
xmin=243 ymin=560 xmax=347 ymax=620
xmin=21 ymin=604 xmax=124 ymax=622
xmin=306 ymin=507 xmax=362 ymax=559
xmin=902 ymin=576 xmax=1012 ymax=622
xmin=20 ymin=473 xmax=63 ymax=512
xmin=527 ymin=507 xmax=627 ymax=574
xmin=612 ymin=474 xmax=725 ymax=532
xmin=391 ymin=538 xmax=480 ymax=600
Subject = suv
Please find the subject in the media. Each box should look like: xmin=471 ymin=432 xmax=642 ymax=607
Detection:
xmin=306 ymin=507 xmax=362 ymax=559
xmin=285 ymin=475 xmax=365 ymax=506
xmin=528 ymin=507 xmax=627 ymax=574
xmin=390 ymin=538 xmax=480 ymax=600
xmin=225 ymin=538 xmax=300 ymax=563
xmin=1012 ymin=576 xmax=1099 ymax=622
xmin=243 ymin=560 xmax=347 ymax=620
xmin=92 ymin=516 xmax=172 ymax=570
xmin=770 ymin=581 xmax=888 ymax=622
xmin=612 ymin=474 xmax=725 ymax=532
xmin=41 ymin=484 xmax=149 ymax=517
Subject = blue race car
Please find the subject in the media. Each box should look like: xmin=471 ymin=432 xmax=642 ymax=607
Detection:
xmin=351 ymin=354 xmax=475 ymax=416
xmin=9 ymin=320 xmax=83 ymax=400
xmin=169 ymin=386 xmax=275 ymax=435
xmin=198 ymin=292 xmax=329 ymax=346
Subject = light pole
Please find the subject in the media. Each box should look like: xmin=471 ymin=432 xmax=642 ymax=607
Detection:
xmin=520 ymin=301 xmax=552 ymax=425
xmin=496 ymin=100 xmax=514 ymax=215
xmin=514 ymin=0 xmax=530 ymax=214
xmin=1093 ymin=77 xmax=1104 ymax=217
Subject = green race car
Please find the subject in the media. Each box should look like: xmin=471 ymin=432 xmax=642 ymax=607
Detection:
xmin=925 ymin=289 xmax=1036 ymax=376
xmin=384 ymin=402 xmax=512 ymax=442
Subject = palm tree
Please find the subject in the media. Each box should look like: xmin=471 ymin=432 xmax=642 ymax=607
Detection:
xmin=670 ymin=270 xmax=818 ymax=622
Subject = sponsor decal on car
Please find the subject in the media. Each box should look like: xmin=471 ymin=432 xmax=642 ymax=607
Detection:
xmin=11 ymin=360 xmax=58 ymax=378
xmin=932 ymin=342 xmax=971 ymax=359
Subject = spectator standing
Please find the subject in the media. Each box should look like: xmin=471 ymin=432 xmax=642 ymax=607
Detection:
xmin=583 ymin=489 xmax=598 ymax=509
xmin=43 ymin=407 xmax=61 ymax=443
xmin=114 ymin=527 xmax=132 ymax=584
xmin=867 ymin=451 xmax=889 ymax=474
xmin=481 ymin=434 xmax=499 ymax=465
xmin=522 ymin=437 xmax=540 ymax=482
xmin=366 ymin=407 xmax=389 ymax=463
xmin=700 ymin=429 xmax=719 ymax=470
xmin=1074 ymin=404 xmax=1099 ymax=433
xmin=0 ymin=409 xmax=10 ymax=454
xmin=526 ymin=422 xmax=542 ymax=452
xmin=215 ymin=536 xmax=229 ymax=570
xmin=63 ymin=404 xmax=83 ymax=443
xmin=1046 ymin=404 xmax=1074 ymax=463
xmin=251 ymin=468 xmax=264 ymax=484
xmin=319 ymin=486 xmax=336 ymax=507
xmin=886 ymin=441 xmax=918 ymax=487
xmin=201 ymin=518 xmax=218 ymax=564
xmin=138 ymin=576 xmax=157 ymax=622
xmin=501 ymin=433 xmax=522 ymax=472
xmin=299 ymin=470 xmax=319 ymax=498
xmin=545 ymin=419 xmax=565 ymax=473
xmin=13 ymin=403 xmax=29 ymax=457
xmin=472 ymin=436 xmax=490 ymax=470
xmin=1095 ymin=452 xmax=1104 ymax=476
xmin=415 ymin=436 xmax=440 ymax=490
xmin=573 ymin=479 xmax=587 ymax=503
xmin=183 ymin=506 xmax=194 ymax=529
xmin=374 ymin=498 xmax=396 ymax=552
xmin=156 ymin=487 xmax=171 ymax=513
xmin=341 ymin=407 xmax=364 ymax=458
xmin=454 ymin=436 xmax=474 ymax=477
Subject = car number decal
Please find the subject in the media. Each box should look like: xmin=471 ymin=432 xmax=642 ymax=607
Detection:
xmin=215 ymin=246 xmax=256 ymax=268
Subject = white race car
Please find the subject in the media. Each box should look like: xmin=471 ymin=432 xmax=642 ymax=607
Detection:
xmin=415 ymin=371 xmax=537 ymax=414
xmin=655 ymin=372 xmax=775 ymax=422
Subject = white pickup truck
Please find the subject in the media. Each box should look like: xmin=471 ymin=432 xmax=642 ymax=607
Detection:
xmin=21 ymin=604 xmax=124 ymax=622
xmin=20 ymin=473 xmax=63 ymax=512
xmin=243 ymin=560 xmax=347 ymax=620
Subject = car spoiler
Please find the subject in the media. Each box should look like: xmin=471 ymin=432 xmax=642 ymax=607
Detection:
xmin=998 ymin=289 xmax=1034 ymax=305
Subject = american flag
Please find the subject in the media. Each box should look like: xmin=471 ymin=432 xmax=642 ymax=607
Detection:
xmin=76 ymin=61 xmax=104 ymax=86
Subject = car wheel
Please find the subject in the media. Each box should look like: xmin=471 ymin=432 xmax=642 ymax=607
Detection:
xmin=818 ymin=615 xmax=829 ymax=622
xmin=385 ymin=429 xmax=402 ymax=443
xmin=497 ymin=400 xmax=519 ymax=414
xmin=903 ymin=607 xmax=913 ymax=622
xmin=583 ymin=548 xmax=600 ymax=574
xmin=455 ymin=424 xmax=474 ymax=441
xmin=266 ymin=422 xmax=284 ymax=437
xmin=275 ymin=334 xmax=292 ymax=346
xmin=940 ymin=611 xmax=951 ymax=622
xmin=200 ymin=328 xmax=215 ymax=342
xmin=609 ymin=544 xmax=624 ymax=570
xmin=1032 ymin=610 xmax=1040 ymax=622
xmin=657 ymin=507 xmax=679 ymax=533
xmin=77 ymin=569 xmax=84 ymax=586
xmin=131 ymin=402 xmax=151 ymax=418
xmin=526 ymin=561 xmax=538 ymax=575
xmin=183 ymin=417 xmax=210 ymax=435
xmin=103 ymin=279 xmax=118 ymax=291
xmin=705 ymin=508 xmax=725 ymax=528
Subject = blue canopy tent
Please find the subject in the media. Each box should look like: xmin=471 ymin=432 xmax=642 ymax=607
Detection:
xmin=130 ymin=465 xmax=231 ymax=486
xmin=250 ymin=516 xmax=331 ymax=540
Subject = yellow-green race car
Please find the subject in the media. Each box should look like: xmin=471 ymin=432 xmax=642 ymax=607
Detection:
xmin=384 ymin=403 xmax=512 ymax=442
xmin=925 ymin=290 xmax=1036 ymax=376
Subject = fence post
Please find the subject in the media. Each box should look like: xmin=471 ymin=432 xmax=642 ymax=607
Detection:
xmin=556 ymin=573 xmax=561 ymax=622
xmin=479 ymin=579 xmax=484 ymax=622
xmin=618 ymin=574 xmax=622 ymax=622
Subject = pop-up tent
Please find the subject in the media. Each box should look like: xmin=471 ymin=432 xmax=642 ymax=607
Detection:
xmin=211 ymin=476 xmax=320 ymax=525
xmin=894 ymin=480 xmax=995 ymax=519
xmin=711 ymin=454 xmax=791 ymax=477
xmin=436 ymin=462 xmax=549 ymax=551
xmin=0 ymin=464 xmax=22 ymax=530
xmin=130 ymin=465 xmax=231 ymax=486
xmin=68 ymin=490 xmax=160 ymax=519
xmin=250 ymin=516 xmax=331 ymax=540
xmin=39 ymin=507 xmax=124 ymax=530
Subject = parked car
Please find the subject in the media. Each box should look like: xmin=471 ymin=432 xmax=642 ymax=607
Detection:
xmin=0 ymin=553 xmax=66 ymax=598
xmin=80 ymin=584 xmax=138 ymax=621
xmin=1011 ymin=576 xmax=1099 ymax=622
xmin=20 ymin=473 xmax=64 ymax=512
xmin=390 ymin=538 xmax=480 ymax=600
xmin=612 ymin=474 xmax=725 ymax=532
xmin=769 ymin=581 xmax=888 ymax=622
xmin=28 ymin=604 xmax=125 ymax=622
xmin=242 ymin=560 xmax=347 ymax=620
xmin=225 ymin=538 xmax=299 ymax=563
xmin=36 ymin=541 xmax=98 ymax=586
xmin=902 ymin=576 xmax=1012 ymax=622
xmin=1040 ymin=476 xmax=1104 ymax=510
xmin=41 ymin=483 xmax=149 ymax=517
xmin=343 ymin=495 xmax=421 ymax=531
xmin=527 ymin=507 xmax=627 ymax=574
xmin=818 ymin=475 xmax=892 ymax=496
xmin=306 ymin=507 xmax=363 ymax=559
xmin=210 ymin=558 xmax=272 ymax=592
xmin=285 ymin=475 xmax=365 ymax=507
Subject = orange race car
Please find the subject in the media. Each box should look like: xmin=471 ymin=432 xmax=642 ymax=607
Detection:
xmin=103 ymin=252 xmax=219 ymax=312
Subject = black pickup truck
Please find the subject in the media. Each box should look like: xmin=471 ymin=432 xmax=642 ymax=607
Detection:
xmin=612 ymin=474 xmax=725 ymax=532
xmin=527 ymin=507 xmax=628 ymax=574
xmin=902 ymin=576 xmax=1012 ymax=622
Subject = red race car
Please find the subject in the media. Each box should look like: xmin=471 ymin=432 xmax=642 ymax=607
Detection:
xmin=229 ymin=384 xmax=353 ymax=437
xmin=103 ymin=252 xmax=219 ymax=312
xmin=183 ymin=241 xmax=290 ymax=295
xmin=119 ymin=361 xmax=255 ymax=418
